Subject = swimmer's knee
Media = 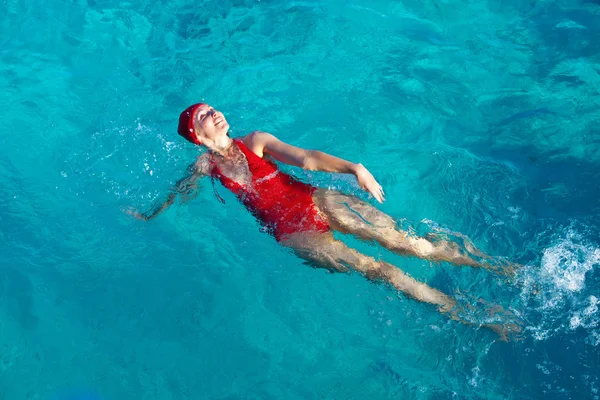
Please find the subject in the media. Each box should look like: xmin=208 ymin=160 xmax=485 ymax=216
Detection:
xmin=409 ymin=238 xmax=435 ymax=257
xmin=363 ymin=261 xmax=389 ymax=281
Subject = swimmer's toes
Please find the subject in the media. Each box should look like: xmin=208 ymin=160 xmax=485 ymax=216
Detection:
xmin=486 ymin=324 xmax=509 ymax=341
xmin=505 ymin=322 xmax=525 ymax=342
xmin=503 ymin=262 xmax=525 ymax=281
xmin=487 ymin=322 xmax=524 ymax=342
xmin=485 ymin=258 xmax=521 ymax=280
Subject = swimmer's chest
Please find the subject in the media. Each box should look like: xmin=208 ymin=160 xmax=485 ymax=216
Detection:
xmin=212 ymin=149 xmax=253 ymax=187
xmin=212 ymin=145 xmax=281 ymax=190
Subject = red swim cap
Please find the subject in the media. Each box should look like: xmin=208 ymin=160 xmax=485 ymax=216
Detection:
xmin=178 ymin=103 xmax=206 ymax=145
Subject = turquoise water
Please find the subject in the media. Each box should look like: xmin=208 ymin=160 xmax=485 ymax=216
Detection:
xmin=2 ymin=0 xmax=600 ymax=398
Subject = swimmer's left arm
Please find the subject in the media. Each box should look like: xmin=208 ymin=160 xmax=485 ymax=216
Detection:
xmin=250 ymin=131 xmax=385 ymax=203
xmin=126 ymin=154 xmax=210 ymax=220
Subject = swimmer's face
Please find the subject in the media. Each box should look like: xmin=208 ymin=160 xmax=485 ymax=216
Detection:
xmin=193 ymin=104 xmax=229 ymax=143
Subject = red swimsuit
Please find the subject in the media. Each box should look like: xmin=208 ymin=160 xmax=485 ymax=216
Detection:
xmin=210 ymin=139 xmax=330 ymax=242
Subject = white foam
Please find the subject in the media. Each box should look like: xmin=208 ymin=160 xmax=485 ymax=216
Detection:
xmin=569 ymin=296 xmax=599 ymax=330
xmin=522 ymin=228 xmax=600 ymax=343
xmin=540 ymin=231 xmax=600 ymax=292
xmin=555 ymin=20 xmax=587 ymax=30
xmin=586 ymin=332 xmax=600 ymax=346
xmin=468 ymin=365 xmax=481 ymax=388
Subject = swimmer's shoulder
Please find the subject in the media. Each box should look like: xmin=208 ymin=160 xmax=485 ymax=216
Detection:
xmin=193 ymin=152 xmax=212 ymax=175
xmin=239 ymin=130 xmax=276 ymax=158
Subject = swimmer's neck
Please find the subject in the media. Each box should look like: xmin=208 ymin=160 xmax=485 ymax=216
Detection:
xmin=203 ymin=135 xmax=234 ymax=157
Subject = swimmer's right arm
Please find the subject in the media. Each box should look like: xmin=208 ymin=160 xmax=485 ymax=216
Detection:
xmin=127 ymin=155 xmax=210 ymax=221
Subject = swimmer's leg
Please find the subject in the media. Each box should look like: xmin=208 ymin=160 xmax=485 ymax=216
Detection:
xmin=281 ymin=232 xmax=457 ymax=314
xmin=282 ymin=232 xmax=521 ymax=340
xmin=313 ymin=189 xmax=492 ymax=269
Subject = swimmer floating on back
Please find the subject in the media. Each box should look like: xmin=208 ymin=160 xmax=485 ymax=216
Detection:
xmin=128 ymin=103 xmax=520 ymax=339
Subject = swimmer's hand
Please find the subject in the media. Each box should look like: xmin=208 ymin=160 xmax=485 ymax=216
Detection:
xmin=354 ymin=164 xmax=385 ymax=203
xmin=124 ymin=207 xmax=149 ymax=221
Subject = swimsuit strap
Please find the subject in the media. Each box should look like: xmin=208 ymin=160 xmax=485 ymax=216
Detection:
xmin=233 ymin=138 xmax=279 ymax=180
xmin=208 ymin=154 xmax=227 ymax=204
xmin=211 ymin=176 xmax=226 ymax=204
xmin=232 ymin=138 xmax=257 ymax=161
xmin=209 ymin=138 xmax=280 ymax=203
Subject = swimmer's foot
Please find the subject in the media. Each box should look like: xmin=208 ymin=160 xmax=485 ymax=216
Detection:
xmin=481 ymin=258 xmax=522 ymax=280
xmin=452 ymin=292 xmax=525 ymax=341
xmin=481 ymin=299 xmax=525 ymax=341
xmin=485 ymin=321 xmax=523 ymax=342
xmin=447 ymin=235 xmax=522 ymax=279
xmin=461 ymin=236 xmax=524 ymax=280
xmin=450 ymin=309 xmax=524 ymax=341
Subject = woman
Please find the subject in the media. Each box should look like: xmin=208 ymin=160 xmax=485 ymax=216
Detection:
xmin=129 ymin=103 xmax=517 ymax=338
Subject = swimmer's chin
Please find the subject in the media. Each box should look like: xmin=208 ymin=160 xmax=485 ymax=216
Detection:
xmin=216 ymin=121 xmax=230 ymax=132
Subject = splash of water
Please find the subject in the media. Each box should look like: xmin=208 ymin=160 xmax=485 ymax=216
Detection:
xmin=520 ymin=228 xmax=600 ymax=342
xmin=539 ymin=232 xmax=599 ymax=293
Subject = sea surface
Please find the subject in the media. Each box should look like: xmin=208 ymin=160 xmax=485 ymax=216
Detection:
xmin=1 ymin=0 xmax=600 ymax=398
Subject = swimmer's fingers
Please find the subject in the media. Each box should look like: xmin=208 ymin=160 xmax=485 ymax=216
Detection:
xmin=124 ymin=207 xmax=142 ymax=218
xmin=364 ymin=181 xmax=384 ymax=203
xmin=355 ymin=166 xmax=385 ymax=203
xmin=378 ymin=183 xmax=385 ymax=202
xmin=123 ymin=207 xmax=148 ymax=221
xmin=369 ymin=183 xmax=385 ymax=203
